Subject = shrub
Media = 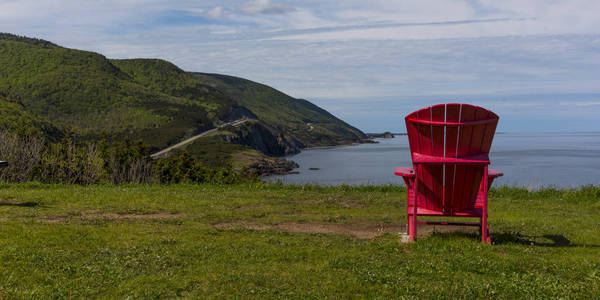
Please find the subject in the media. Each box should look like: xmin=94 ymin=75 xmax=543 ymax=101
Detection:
xmin=0 ymin=131 xmax=254 ymax=185
xmin=0 ymin=131 xmax=43 ymax=182
xmin=153 ymin=150 xmax=254 ymax=184
xmin=100 ymin=138 xmax=155 ymax=184
xmin=36 ymin=138 xmax=106 ymax=184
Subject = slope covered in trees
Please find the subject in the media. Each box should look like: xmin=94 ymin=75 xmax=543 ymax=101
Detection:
xmin=192 ymin=72 xmax=366 ymax=146
xmin=0 ymin=34 xmax=226 ymax=148
xmin=0 ymin=33 xmax=366 ymax=174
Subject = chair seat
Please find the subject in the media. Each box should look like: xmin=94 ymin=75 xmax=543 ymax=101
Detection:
xmin=395 ymin=167 xmax=503 ymax=179
xmin=412 ymin=153 xmax=490 ymax=165
xmin=407 ymin=206 xmax=482 ymax=217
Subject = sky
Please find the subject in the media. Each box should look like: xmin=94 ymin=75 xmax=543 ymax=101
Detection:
xmin=2 ymin=0 xmax=600 ymax=132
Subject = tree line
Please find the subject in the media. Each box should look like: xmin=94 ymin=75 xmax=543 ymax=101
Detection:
xmin=0 ymin=131 xmax=254 ymax=184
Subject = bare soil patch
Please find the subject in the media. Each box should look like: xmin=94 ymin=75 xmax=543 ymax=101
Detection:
xmin=40 ymin=213 xmax=186 ymax=223
xmin=214 ymin=221 xmax=479 ymax=239
xmin=276 ymin=222 xmax=404 ymax=239
xmin=213 ymin=221 xmax=272 ymax=231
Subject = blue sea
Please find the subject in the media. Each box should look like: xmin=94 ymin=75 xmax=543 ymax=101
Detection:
xmin=266 ymin=132 xmax=600 ymax=188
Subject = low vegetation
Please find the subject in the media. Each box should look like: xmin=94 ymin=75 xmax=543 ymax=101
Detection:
xmin=0 ymin=131 xmax=253 ymax=185
xmin=183 ymin=135 xmax=255 ymax=168
xmin=0 ymin=183 xmax=598 ymax=298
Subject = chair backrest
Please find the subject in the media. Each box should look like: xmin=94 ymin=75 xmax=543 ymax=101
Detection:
xmin=405 ymin=104 xmax=499 ymax=213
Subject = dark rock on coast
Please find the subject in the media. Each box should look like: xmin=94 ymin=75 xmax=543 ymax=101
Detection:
xmin=367 ymin=131 xmax=394 ymax=139
xmin=220 ymin=121 xmax=304 ymax=156
xmin=247 ymin=157 xmax=299 ymax=176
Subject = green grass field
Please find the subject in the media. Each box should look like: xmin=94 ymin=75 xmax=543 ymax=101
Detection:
xmin=0 ymin=183 xmax=598 ymax=298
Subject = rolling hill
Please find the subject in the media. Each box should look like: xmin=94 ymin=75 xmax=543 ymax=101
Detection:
xmin=0 ymin=33 xmax=366 ymax=170
xmin=191 ymin=72 xmax=366 ymax=146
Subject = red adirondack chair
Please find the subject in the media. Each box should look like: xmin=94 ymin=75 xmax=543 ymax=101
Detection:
xmin=395 ymin=104 xmax=503 ymax=244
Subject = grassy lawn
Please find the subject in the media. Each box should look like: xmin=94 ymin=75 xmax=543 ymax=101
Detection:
xmin=0 ymin=183 xmax=598 ymax=298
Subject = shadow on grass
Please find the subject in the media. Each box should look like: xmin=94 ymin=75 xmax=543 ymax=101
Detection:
xmin=0 ymin=201 xmax=40 ymax=207
xmin=429 ymin=231 xmax=600 ymax=248
xmin=492 ymin=232 xmax=600 ymax=248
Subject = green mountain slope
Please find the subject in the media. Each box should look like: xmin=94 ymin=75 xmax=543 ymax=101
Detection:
xmin=0 ymin=34 xmax=227 ymax=148
xmin=192 ymin=73 xmax=366 ymax=146
xmin=109 ymin=59 xmax=233 ymax=121
xmin=0 ymin=33 xmax=366 ymax=170
xmin=0 ymin=95 xmax=60 ymax=138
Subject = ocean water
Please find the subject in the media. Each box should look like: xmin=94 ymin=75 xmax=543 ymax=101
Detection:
xmin=265 ymin=133 xmax=600 ymax=188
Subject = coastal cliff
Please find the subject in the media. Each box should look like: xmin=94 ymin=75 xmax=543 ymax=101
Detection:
xmin=218 ymin=121 xmax=303 ymax=156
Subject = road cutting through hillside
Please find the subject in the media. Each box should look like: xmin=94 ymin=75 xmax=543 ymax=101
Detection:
xmin=150 ymin=119 xmax=249 ymax=158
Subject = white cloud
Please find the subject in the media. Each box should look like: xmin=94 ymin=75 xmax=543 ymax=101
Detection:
xmin=239 ymin=0 xmax=294 ymax=15
xmin=204 ymin=6 xmax=223 ymax=19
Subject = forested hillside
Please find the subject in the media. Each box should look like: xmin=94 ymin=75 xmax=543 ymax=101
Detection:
xmin=0 ymin=33 xmax=366 ymax=175
xmin=0 ymin=34 xmax=228 ymax=148
xmin=192 ymin=72 xmax=366 ymax=146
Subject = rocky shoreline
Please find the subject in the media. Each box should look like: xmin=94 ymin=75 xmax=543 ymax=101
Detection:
xmin=367 ymin=131 xmax=395 ymax=139
xmin=254 ymin=138 xmax=380 ymax=176
xmin=303 ymin=138 xmax=378 ymax=150
xmin=247 ymin=157 xmax=299 ymax=176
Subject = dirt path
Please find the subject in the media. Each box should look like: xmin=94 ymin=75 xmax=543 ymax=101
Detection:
xmin=0 ymin=212 xmax=187 ymax=223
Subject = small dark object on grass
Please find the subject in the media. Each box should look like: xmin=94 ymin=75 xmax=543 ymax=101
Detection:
xmin=0 ymin=201 xmax=39 ymax=207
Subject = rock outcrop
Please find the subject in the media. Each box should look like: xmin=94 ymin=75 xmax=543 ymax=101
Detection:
xmin=222 ymin=105 xmax=258 ymax=122
xmin=246 ymin=157 xmax=299 ymax=176
xmin=367 ymin=131 xmax=395 ymax=139
xmin=220 ymin=121 xmax=304 ymax=156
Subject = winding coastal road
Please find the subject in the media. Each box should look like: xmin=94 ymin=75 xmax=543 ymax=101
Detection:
xmin=150 ymin=119 xmax=249 ymax=158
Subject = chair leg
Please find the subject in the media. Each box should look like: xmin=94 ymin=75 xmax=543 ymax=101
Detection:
xmin=410 ymin=176 xmax=419 ymax=242
xmin=481 ymin=166 xmax=491 ymax=244
xmin=481 ymin=217 xmax=490 ymax=244
xmin=407 ymin=214 xmax=412 ymax=236
xmin=410 ymin=214 xmax=417 ymax=241
xmin=408 ymin=214 xmax=417 ymax=241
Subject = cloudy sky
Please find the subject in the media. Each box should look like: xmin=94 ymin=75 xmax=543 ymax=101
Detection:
xmin=2 ymin=0 xmax=600 ymax=132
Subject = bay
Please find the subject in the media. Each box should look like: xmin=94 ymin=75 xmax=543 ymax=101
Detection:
xmin=266 ymin=132 xmax=600 ymax=188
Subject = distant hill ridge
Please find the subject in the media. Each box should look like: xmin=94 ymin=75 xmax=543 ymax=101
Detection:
xmin=0 ymin=33 xmax=366 ymax=169
xmin=191 ymin=73 xmax=365 ymax=146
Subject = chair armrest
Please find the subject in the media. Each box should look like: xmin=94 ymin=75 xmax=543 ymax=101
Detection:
xmin=394 ymin=167 xmax=415 ymax=178
xmin=488 ymin=169 xmax=503 ymax=178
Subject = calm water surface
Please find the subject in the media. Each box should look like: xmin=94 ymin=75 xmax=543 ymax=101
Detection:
xmin=266 ymin=133 xmax=600 ymax=188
